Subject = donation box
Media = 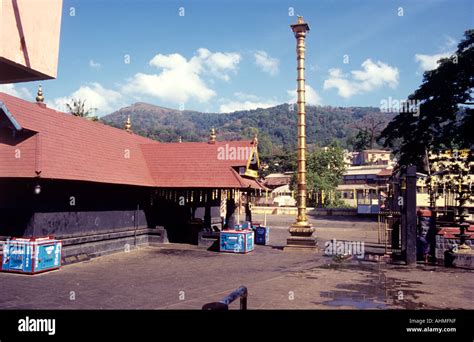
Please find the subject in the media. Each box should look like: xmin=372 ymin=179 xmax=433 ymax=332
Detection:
xmin=1 ymin=237 xmax=62 ymax=274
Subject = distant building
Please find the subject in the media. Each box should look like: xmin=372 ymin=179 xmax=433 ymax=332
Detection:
xmin=262 ymin=172 xmax=293 ymax=190
xmin=338 ymin=165 xmax=393 ymax=209
xmin=352 ymin=149 xmax=393 ymax=166
xmin=416 ymin=149 xmax=473 ymax=209
xmin=270 ymin=185 xmax=297 ymax=207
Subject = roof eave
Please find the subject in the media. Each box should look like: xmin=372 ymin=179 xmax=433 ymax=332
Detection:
xmin=0 ymin=100 xmax=22 ymax=131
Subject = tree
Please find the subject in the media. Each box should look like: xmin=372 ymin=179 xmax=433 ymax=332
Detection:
xmin=263 ymin=146 xmax=297 ymax=175
xmin=349 ymin=129 xmax=371 ymax=151
xmin=256 ymin=133 xmax=273 ymax=160
xmin=66 ymin=99 xmax=98 ymax=121
xmin=350 ymin=112 xmax=388 ymax=149
xmin=381 ymin=30 xmax=474 ymax=171
xmin=291 ymin=141 xmax=347 ymax=207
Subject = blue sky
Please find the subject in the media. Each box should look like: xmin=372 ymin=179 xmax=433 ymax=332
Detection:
xmin=2 ymin=0 xmax=473 ymax=115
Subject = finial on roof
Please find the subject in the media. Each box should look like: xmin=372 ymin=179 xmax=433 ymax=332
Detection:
xmin=209 ymin=127 xmax=216 ymax=144
xmin=297 ymin=15 xmax=303 ymax=24
xmin=178 ymin=136 xmax=182 ymax=143
xmin=36 ymin=84 xmax=44 ymax=103
xmin=124 ymin=115 xmax=132 ymax=133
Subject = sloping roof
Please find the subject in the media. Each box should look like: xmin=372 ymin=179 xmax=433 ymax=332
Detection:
xmin=0 ymin=92 xmax=263 ymax=189
xmin=141 ymin=141 xmax=264 ymax=189
xmin=263 ymin=174 xmax=292 ymax=188
xmin=0 ymin=92 xmax=158 ymax=186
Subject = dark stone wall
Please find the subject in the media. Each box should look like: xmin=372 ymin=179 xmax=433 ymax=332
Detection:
xmin=0 ymin=179 xmax=154 ymax=238
xmin=0 ymin=179 xmax=226 ymax=243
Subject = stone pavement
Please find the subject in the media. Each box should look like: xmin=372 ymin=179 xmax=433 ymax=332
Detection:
xmin=0 ymin=215 xmax=472 ymax=310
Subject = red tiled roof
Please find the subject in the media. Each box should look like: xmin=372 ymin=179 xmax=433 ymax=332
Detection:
xmin=0 ymin=130 xmax=38 ymax=178
xmin=0 ymin=92 xmax=157 ymax=186
xmin=0 ymin=92 xmax=263 ymax=189
xmin=263 ymin=175 xmax=291 ymax=188
xmin=141 ymin=141 xmax=263 ymax=189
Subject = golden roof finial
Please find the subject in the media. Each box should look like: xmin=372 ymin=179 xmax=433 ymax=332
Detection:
xmin=297 ymin=15 xmax=303 ymax=24
xmin=209 ymin=127 xmax=216 ymax=144
xmin=124 ymin=115 xmax=132 ymax=133
xmin=36 ymin=84 xmax=44 ymax=103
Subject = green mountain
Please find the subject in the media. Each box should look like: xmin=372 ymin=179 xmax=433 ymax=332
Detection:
xmin=101 ymin=102 xmax=393 ymax=156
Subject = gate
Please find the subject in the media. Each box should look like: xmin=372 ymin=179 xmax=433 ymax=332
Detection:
xmin=378 ymin=165 xmax=417 ymax=265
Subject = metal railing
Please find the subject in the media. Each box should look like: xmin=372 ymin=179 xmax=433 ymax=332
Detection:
xmin=202 ymin=286 xmax=248 ymax=310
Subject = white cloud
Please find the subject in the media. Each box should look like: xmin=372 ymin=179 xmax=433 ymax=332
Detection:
xmin=323 ymin=59 xmax=399 ymax=98
xmin=0 ymin=84 xmax=32 ymax=99
xmin=414 ymin=35 xmax=457 ymax=72
xmin=286 ymin=84 xmax=322 ymax=105
xmin=322 ymin=68 xmax=358 ymax=98
xmin=89 ymin=59 xmax=101 ymax=70
xmin=414 ymin=52 xmax=452 ymax=71
xmin=254 ymin=51 xmax=279 ymax=76
xmin=123 ymin=48 xmax=241 ymax=104
xmin=198 ymin=48 xmax=241 ymax=81
xmin=48 ymin=82 xmax=123 ymax=116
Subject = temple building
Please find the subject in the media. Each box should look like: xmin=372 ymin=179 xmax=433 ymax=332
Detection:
xmin=0 ymin=91 xmax=264 ymax=259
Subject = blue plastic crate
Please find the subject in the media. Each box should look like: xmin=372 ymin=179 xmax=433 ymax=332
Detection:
xmin=220 ymin=230 xmax=254 ymax=254
xmin=255 ymin=226 xmax=270 ymax=245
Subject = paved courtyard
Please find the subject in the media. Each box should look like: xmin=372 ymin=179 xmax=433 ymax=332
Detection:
xmin=0 ymin=215 xmax=472 ymax=310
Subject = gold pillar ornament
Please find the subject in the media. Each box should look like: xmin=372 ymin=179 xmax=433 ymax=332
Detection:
xmin=209 ymin=127 xmax=217 ymax=144
xmin=124 ymin=115 xmax=132 ymax=133
xmin=36 ymin=84 xmax=44 ymax=103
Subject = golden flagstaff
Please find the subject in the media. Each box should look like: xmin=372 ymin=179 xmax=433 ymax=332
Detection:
xmin=286 ymin=16 xmax=317 ymax=251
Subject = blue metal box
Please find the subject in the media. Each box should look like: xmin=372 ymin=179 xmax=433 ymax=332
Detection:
xmin=255 ymin=226 xmax=270 ymax=245
xmin=1 ymin=237 xmax=62 ymax=274
xmin=220 ymin=230 xmax=254 ymax=254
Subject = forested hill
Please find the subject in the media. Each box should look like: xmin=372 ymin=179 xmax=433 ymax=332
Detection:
xmin=101 ymin=102 xmax=393 ymax=152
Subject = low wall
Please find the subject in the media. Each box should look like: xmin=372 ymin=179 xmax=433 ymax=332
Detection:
xmin=435 ymin=227 xmax=473 ymax=262
xmin=253 ymin=207 xmax=357 ymax=216
xmin=0 ymin=227 xmax=168 ymax=266
xmin=311 ymin=208 xmax=358 ymax=216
